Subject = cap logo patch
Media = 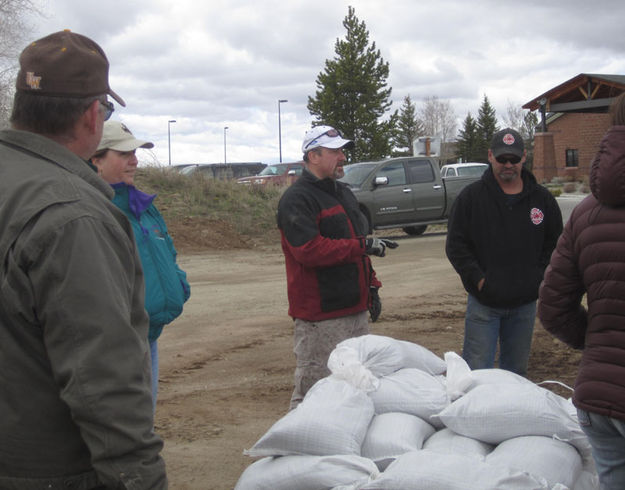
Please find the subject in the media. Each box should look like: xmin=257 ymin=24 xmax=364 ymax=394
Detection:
xmin=530 ymin=207 xmax=544 ymax=225
xmin=25 ymin=71 xmax=41 ymax=90
xmin=503 ymin=133 xmax=515 ymax=145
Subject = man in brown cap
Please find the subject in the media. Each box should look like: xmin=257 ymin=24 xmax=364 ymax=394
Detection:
xmin=0 ymin=30 xmax=167 ymax=489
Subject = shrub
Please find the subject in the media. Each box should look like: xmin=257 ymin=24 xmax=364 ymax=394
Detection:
xmin=562 ymin=182 xmax=577 ymax=193
xmin=134 ymin=167 xmax=283 ymax=239
xmin=550 ymin=188 xmax=562 ymax=197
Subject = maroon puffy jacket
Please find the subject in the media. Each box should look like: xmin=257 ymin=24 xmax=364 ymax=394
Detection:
xmin=538 ymin=125 xmax=625 ymax=421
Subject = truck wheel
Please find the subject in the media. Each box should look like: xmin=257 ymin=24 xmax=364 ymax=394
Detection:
xmin=403 ymin=225 xmax=427 ymax=236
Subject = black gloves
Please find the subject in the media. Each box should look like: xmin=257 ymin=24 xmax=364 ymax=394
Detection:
xmin=364 ymin=237 xmax=395 ymax=320
xmin=365 ymin=237 xmax=399 ymax=257
xmin=369 ymin=287 xmax=382 ymax=322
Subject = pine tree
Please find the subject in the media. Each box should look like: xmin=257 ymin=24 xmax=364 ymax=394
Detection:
xmin=395 ymin=95 xmax=423 ymax=156
xmin=476 ymin=95 xmax=499 ymax=162
xmin=307 ymin=6 xmax=396 ymax=161
xmin=457 ymin=112 xmax=480 ymax=162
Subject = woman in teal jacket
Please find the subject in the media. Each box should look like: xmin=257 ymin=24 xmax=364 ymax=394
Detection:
xmin=92 ymin=121 xmax=190 ymax=411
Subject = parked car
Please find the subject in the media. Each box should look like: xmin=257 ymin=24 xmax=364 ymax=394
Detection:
xmin=236 ymin=162 xmax=304 ymax=186
xmin=180 ymin=162 xmax=266 ymax=180
xmin=170 ymin=163 xmax=198 ymax=173
xmin=340 ymin=156 xmax=483 ymax=235
xmin=440 ymin=162 xmax=488 ymax=178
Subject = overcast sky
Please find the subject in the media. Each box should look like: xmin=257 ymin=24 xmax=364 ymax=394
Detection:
xmin=29 ymin=0 xmax=625 ymax=166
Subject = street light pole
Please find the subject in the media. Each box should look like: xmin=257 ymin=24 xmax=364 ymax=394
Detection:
xmin=278 ymin=99 xmax=288 ymax=162
xmin=167 ymin=119 xmax=176 ymax=166
xmin=224 ymin=126 xmax=229 ymax=164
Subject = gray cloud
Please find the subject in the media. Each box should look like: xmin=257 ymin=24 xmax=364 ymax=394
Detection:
xmin=26 ymin=0 xmax=625 ymax=164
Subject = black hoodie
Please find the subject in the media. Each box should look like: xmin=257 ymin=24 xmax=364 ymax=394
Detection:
xmin=446 ymin=165 xmax=563 ymax=308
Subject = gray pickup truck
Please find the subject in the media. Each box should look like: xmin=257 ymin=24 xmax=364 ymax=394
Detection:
xmin=339 ymin=157 xmax=485 ymax=235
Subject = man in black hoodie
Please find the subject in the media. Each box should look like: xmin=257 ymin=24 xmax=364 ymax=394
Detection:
xmin=446 ymin=128 xmax=562 ymax=376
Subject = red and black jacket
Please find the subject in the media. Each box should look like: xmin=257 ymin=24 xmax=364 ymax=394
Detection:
xmin=277 ymin=169 xmax=381 ymax=321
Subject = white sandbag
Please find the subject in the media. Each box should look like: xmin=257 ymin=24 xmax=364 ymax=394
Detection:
xmin=368 ymin=368 xmax=448 ymax=427
xmin=486 ymin=436 xmax=582 ymax=488
xmin=234 ymin=454 xmax=379 ymax=490
xmin=361 ymin=412 xmax=435 ymax=469
xmin=357 ymin=449 xmax=552 ymax=489
xmin=328 ymin=345 xmax=380 ymax=392
xmin=436 ymin=383 xmax=592 ymax=461
xmin=244 ymin=378 xmax=374 ymax=457
xmin=573 ymin=469 xmax=599 ymax=490
xmin=335 ymin=334 xmax=446 ymax=377
xmin=444 ymin=351 xmax=473 ymax=400
xmin=468 ymin=368 xmax=534 ymax=390
xmin=423 ymin=427 xmax=494 ymax=458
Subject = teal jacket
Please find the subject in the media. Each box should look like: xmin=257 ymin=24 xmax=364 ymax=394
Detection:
xmin=112 ymin=183 xmax=190 ymax=341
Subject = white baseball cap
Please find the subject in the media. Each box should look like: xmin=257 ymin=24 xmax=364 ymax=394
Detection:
xmin=97 ymin=120 xmax=154 ymax=152
xmin=301 ymin=125 xmax=354 ymax=153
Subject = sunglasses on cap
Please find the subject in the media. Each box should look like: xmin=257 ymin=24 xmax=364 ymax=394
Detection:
xmin=495 ymin=154 xmax=521 ymax=164
xmin=304 ymin=128 xmax=343 ymax=150
xmin=99 ymin=99 xmax=114 ymax=121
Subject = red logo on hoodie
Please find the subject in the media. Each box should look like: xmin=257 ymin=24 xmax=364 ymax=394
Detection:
xmin=530 ymin=207 xmax=544 ymax=225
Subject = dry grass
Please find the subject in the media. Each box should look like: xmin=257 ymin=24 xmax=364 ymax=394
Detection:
xmin=134 ymin=167 xmax=283 ymax=240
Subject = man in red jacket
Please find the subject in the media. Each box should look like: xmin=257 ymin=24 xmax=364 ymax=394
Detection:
xmin=277 ymin=125 xmax=397 ymax=409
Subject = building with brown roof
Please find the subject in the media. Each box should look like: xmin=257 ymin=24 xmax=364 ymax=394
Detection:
xmin=523 ymin=74 xmax=625 ymax=183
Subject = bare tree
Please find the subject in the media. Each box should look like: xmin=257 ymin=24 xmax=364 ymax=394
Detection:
xmin=503 ymin=100 xmax=539 ymax=169
xmin=503 ymin=100 xmax=538 ymax=143
xmin=418 ymin=95 xmax=457 ymax=161
xmin=0 ymin=0 xmax=40 ymax=127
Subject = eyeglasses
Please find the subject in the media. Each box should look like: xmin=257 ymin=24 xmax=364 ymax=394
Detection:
xmin=304 ymin=128 xmax=342 ymax=150
xmin=495 ymin=154 xmax=521 ymax=164
xmin=99 ymin=100 xmax=114 ymax=121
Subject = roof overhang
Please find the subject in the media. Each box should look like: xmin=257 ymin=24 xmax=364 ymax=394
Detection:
xmin=523 ymin=73 xmax=625 ymax=113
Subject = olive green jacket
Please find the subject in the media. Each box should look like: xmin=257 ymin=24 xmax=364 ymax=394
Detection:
xmin=0 ymin=129 xmax=167 ymax=489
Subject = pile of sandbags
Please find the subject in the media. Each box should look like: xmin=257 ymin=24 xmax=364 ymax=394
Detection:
xmin=235 ymin=334 xmax=598 ymax=490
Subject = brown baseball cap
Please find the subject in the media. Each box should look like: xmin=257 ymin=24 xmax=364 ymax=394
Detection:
xmin=16 ymin=29 xmax=125 ymax=107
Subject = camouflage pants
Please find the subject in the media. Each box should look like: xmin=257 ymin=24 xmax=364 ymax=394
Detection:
xmin=289 ymin=310 xmax=369 ymax=410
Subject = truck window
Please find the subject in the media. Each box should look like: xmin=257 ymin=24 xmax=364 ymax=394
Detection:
xmin=406 ymin=160 xmax=435 ymax=183
xmin=457 ymin=165 xmax=487 ymax=177
xmin=376 ymin=161 xmax=407 ymax=186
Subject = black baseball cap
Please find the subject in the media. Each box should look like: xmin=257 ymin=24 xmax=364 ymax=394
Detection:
xmin=490 ymin=128 xmax=524 ymax=158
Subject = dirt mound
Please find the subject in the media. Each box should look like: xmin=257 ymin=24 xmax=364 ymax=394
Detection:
xmin=168 ymin=217 xmax=256 ymax=252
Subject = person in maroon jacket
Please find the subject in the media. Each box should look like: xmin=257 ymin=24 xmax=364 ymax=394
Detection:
xmin=277 ymin=125 xmax=397 ymax=409
xmin=538 ymin=93 xmax=625 ymax=490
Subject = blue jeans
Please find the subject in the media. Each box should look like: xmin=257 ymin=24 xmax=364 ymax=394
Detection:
xmin=149 ymin=339 xmax=158 ymax=413
xmin=462 ymin=294 xmax=536 ymax=376
xmin=578 ymin=409 xmax=625 ymax=490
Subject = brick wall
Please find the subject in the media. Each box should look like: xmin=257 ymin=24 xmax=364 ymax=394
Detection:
xmin=533 ymin=132 xmax=555 ymax=183
xmin=533 ymin=113 xmax=610 ymax=183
